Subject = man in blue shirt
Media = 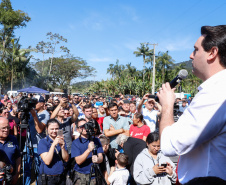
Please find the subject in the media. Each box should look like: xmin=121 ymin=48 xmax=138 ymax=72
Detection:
xmin=103 ymin=103 xmax=130 ymax=149
xmin=23 ymin=95 xmax=50 ymax=185
xmin=71 ymin=118 xmax=103 ymax=185
xmin=0 ymin=117 xmax=21 ymax=185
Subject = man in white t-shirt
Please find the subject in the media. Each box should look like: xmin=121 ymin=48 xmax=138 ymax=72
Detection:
xmin=137 ymin=93 xmax=162 ymax=132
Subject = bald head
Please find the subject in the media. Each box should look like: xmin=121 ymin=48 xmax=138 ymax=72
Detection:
xmin=0 ymin=117 xmax=9 ymax=139
xmin=0 ymin=117 xmax=9 ymax=125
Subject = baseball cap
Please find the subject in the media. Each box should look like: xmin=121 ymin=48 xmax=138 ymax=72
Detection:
xmin=34 ymin=95 xmax=45 ymax=103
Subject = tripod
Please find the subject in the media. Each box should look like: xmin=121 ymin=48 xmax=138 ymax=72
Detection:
xmin=89 ymin=163 xmax=107 ymax=185
xmin=19 ymin=124 xmax=38 ymax=185
xmin=87 ymin=134 xmax=107 ymax=185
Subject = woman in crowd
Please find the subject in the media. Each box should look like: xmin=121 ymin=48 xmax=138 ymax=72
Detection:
xmin=130 ymin=112 xmax=150 ymax=141
xmin=37 ymin=119 xmax=69 ymax=185
xmin=1 ymin=107 xmax=17 ymax=136
xmin=133 ymin=132 xmax=177 ymax=185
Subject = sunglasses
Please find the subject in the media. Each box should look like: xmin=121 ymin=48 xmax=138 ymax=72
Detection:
xmin=79 ymin=125 xmax=85 ymax=129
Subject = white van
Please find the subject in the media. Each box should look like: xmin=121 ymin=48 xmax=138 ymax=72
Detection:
xmin=7 ymin=91 xmax=18 ymax=97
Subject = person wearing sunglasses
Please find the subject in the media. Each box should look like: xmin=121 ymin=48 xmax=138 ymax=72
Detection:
xmin=1 ymin=107 xmax=17 ymax=137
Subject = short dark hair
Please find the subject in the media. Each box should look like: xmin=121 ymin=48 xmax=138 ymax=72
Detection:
xmin=77 ymin=118 xmax=86 ymax=125
xmin=108 ymin=103 xmax=118 ymax=110
xmin=146 ymin=132 xmax=159 ymax=144
xmin=117 ymin=153 xmax=128 ymax=167
xmin=201 ymin=25 xmax=226 ymax=68
xmin=83 ymin=104 xmax=92 ymax=111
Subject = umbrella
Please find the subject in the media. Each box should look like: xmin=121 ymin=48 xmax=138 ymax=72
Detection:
xmin=17 ymin=86 xmax=49 ymax=93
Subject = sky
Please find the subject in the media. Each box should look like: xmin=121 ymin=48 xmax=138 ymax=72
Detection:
xmin=11 ymin=0 xmax=226 ymax=83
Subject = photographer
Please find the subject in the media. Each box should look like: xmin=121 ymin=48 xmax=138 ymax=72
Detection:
xmin=37 ymin=119 xmax=69 ymax=185
xmin=137 ymin=94 xmax=162 ymax=133
xmin=71 ymin=119 xmax=103 ymax=185
xmin=0 ymin=117 xmax=21 ymax=185
xmin=23 ymin=95 xmax=50 ymax=185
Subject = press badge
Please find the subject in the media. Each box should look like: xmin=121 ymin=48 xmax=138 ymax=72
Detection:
xmin=7 ymin=142 xmax=14 ymax=147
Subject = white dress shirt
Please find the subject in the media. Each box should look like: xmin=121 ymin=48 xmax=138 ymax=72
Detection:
xmin=161 ymin=69 xmax=226 ymax=184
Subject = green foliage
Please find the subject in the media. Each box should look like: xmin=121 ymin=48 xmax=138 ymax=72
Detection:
xmin=88 ymin=51 xmax=201 ymax=97
xmin=0 ymin=0 xmax=32 ymax=92
xmin=34 ymin=56 xmax=95 ymax=90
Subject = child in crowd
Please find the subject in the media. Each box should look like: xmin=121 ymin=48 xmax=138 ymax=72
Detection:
xmin=108 ymin=153 xmax=129 ymax=185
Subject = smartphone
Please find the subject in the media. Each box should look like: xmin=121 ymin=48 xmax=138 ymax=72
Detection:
xmin=161 ymin=163 xmax=167 ymax=168
xmin=57 ymin=129 xmax=63 ymax=136
xmin=148 ymin=95 xmax=156 ymax=99
xmin=62 ymin=94 xmax=68 ymax=99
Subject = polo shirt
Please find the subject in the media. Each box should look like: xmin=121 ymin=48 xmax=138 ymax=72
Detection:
xmin=103 ymin=115 xmax=130 ymax=149
xmin=38 ymin=135 xmax=67 ymax=175
xmin=0 ymin=135 xmax=21 ymax=170
xmin=71 ymin=137 xmax=103 ymax=174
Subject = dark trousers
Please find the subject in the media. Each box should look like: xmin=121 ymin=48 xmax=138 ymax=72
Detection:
xmin=73 ymin=171 xmax=96 ymax=185
xmin=38 ymin=174 xmax=65 ymax=185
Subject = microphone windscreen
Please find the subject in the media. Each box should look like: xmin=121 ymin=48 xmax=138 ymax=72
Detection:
xmin=178 ymin=69 xmax=188 ymax=79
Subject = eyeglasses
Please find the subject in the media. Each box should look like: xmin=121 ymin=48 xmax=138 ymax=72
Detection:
xmin=3 ymin=112 xmax=9 ymax=114
xmin=65 ymin=113 xmax=70 ymax=115
xmin=0 ymin=126 xmax=11 ymax=131
xmin=74 ymin=98 xmax=79 ymax=99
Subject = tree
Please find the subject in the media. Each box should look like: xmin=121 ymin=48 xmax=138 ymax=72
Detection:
xmin=0 ymin=0 xmax=31 ymax=92
xmin=133 ymin=43 xmax=153 ymax=95
xmin=45 ymin=32 xmax=70 ymax=76
xmin=155 ymin=51 xmax=174 ymax=84
xmin=34 ymin=56 xmax=95 ymax=90
xmin=0 ymin=0 xmax=30 ymax=63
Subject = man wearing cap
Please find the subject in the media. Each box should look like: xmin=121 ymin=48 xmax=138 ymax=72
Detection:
xmin=137 ymin=93 xmax=162 ymax=133
xmin=23 ymin=95 xmax=50 ymax=185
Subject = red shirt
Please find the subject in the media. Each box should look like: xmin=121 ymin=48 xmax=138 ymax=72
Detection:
xmin=9 ymin=119 xmax=16 ymax=136
xmin=94 ymin=117 xmax=104 ymax=132
xmin=129 ymin=124 xmax=150 ymax=140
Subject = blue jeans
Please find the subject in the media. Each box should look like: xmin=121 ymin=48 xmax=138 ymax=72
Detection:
xmin=23 ymin=147 xmax=41 ymax=185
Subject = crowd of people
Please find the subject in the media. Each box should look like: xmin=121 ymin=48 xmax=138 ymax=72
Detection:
xmin=1 ymin=25 xmax=226 ymax=185
xmin=0 ymin=92 xmax=189 ymax=185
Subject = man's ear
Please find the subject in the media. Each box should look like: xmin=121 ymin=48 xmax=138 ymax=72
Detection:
xmin=207 ymin=46 xmax=219 ymax=61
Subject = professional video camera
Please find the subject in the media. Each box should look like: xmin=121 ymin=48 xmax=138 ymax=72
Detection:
xmin=0 ymin=165 xmax=13 ymax=183
xmin=84 ymin=120 xmax=96 ymax=137
xmin=17 ymin=96 xmax=38 ymax=124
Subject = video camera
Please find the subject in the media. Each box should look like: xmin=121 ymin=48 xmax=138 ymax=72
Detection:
xmin=0 ymin=165 xmax=12 ymax=183
xmin=17 ymin=96 xmax=38 ymax=124
xmin=84 ymin=120 xmax=96 ymax=138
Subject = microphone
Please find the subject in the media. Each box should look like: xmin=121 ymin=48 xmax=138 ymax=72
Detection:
xmin=169 ymin=69 xmax=188 ymax=88
xmin=152 ymin=69 xmax=188 ymax=102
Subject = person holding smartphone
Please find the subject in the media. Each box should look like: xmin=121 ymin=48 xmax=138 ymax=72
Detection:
xmin=133 ymin=132 xmax=176 ymax=185
xmin=37 ymin=119 xmax=69 ymax=185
